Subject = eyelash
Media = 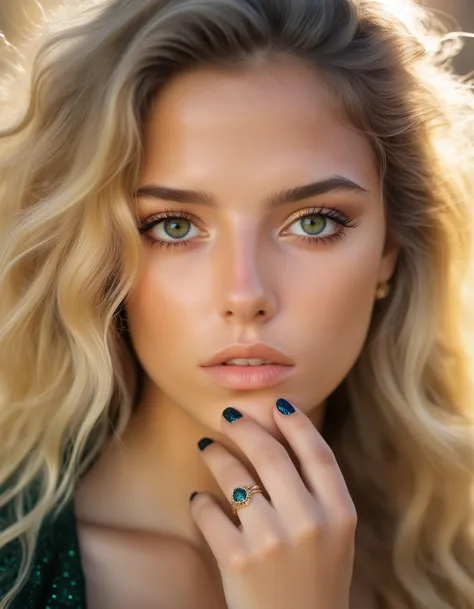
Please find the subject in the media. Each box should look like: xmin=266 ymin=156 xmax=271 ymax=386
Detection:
xmin=138 ymin=207 xmax=360 ymax=250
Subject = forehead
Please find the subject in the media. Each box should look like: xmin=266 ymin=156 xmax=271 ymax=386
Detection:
xmin=139 ymin=57 xmax=378 ymax=191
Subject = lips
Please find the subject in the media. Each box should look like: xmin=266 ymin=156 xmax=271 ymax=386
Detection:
xmin=222 ymin=358 xmax=275 ymax=366
xmin=202 ymin=343 xmax=294 ymax=368
xmin=202 ymin=362 xmax=293 ymax=390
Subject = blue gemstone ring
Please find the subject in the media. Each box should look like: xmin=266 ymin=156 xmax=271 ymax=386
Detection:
xmin=230 ymin=484 xmax=265 ymax=516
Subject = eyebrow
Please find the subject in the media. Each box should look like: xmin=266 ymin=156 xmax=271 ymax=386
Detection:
xmin=134 ymin=175 xmax=368 ymax=208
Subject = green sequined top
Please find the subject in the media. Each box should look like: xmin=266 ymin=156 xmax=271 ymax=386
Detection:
xmin=0 ymin=500 xmax=87 ymax=608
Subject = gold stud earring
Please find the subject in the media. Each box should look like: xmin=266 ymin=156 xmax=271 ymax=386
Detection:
xmin=375 ymin=281 xmax=390 ymax=300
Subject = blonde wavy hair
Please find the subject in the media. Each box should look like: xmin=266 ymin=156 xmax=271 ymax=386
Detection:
xmin=1 ymin=0 xmax=474 ymax=607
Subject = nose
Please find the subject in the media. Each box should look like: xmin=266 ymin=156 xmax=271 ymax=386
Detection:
xmin=215 ymin=228 xmax=278 ymax=325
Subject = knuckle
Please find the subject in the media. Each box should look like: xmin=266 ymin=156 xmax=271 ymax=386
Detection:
xmin=256 ymin=441 xmax=288 ymax=466
xmin=219 ymin=462 xmax=246 ymax=483
xmin=256 ymin=532 xmax=285 ymax=557
xmin=311 ymin=442 xmax=336 ymax=467
xmin=226 ymin=549 xmax=250 ymax=571
xmin=338 ymin=506 xmax=358 ymax=536
xmin=295 ymin=520 xmax=325 ymax=543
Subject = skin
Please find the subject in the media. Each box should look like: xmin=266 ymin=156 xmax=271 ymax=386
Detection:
xmin=74 ymin=56 xmax=399 ymax=608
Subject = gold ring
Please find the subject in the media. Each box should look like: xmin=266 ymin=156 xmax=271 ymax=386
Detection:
xmin=230 ymin=484 xmax=265 ymax=516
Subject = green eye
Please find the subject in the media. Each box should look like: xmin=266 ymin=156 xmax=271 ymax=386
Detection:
xmin=300 ymin=215 xmax=326 ymax=235
xmin=163 ymin=218 xmax=192 ymax=239
xmin=283 ymin=207 xmax=359 ymax=244
xmin=139 ymin=210 xmax=204 ymax=249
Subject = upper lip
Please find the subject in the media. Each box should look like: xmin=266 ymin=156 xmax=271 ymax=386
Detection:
xmin=202 ymin=343 xmax=294 ymax=367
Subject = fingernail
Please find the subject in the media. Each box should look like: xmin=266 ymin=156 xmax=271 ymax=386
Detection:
xmin=223 ymin=407 xmax=242 ymax=422
xmin=276 ymin=398 xmax=295 ymax=415
xmin=190 ymin=491 xmax=198 ymax=502
xmin=197 ymin=437 xmax=214 ymax=451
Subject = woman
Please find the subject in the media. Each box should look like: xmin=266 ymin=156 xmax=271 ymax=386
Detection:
xmin=1 ymin=0 xmax=474 ymax=607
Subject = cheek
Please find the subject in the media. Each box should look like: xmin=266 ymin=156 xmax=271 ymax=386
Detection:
xmin=292 ymin=240 xmax=381 ymax=395
xmin=310 ymin=261 xmax=377 ymax=357
xmin=124 ymin=258 xmax=209 ymax=366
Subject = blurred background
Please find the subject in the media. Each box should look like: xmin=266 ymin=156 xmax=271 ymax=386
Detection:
xmin=428 ymin=0 xmax=474 ymax=73
xmin=0 ymin=0 xmax=473 ymax=75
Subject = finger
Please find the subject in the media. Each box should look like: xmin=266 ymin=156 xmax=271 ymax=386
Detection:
xmin=189 ymin=491 xmax=246 ymax=568
xmin=220 ymin=407 xmax=320 ymax=532
xmin=197 ymin=438 xmax=285 ymax=542
xmin=273 ymin=398 xmax=357 ymax=527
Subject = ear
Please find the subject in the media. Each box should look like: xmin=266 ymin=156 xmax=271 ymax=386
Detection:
xmin=377 ymin=226 xmax=400 ymax=283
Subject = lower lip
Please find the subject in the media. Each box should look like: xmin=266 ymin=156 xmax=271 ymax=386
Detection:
xmin=201 ymin=364 xmax=293 ymax=390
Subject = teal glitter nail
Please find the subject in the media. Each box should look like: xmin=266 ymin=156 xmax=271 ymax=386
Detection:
xmin=223 ymin=407 xmax=242 ymax=422
xmin=276 ymin=398 xmax=295 ymax=415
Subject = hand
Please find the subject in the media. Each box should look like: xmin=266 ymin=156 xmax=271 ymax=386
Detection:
xmin=189 ymin=399 xmax=357 ymax=609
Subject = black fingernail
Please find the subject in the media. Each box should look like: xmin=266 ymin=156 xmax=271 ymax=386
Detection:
xmin=197 ymin=437 xmax=214 ymax=451
xmin=190 ymin=491 xmax=198 ymax=502
xmin=223 ymin=407 xmax=242 ymax=422
xmin=276 ymin=398 xmax=295 ymax=415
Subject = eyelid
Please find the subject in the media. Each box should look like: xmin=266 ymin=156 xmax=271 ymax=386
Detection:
xmin=138 ymin=209 xmax=205 ymax=234
xmin=139 ymin=205 xmax=355 ymax=229
xmin=281 ymin=206 xmax=359 ymax=231
xmin=138 ymin=205 xmax=359 ymax=250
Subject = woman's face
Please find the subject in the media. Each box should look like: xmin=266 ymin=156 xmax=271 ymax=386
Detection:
xmin=126 ymin=57 xmax=399 ymax=433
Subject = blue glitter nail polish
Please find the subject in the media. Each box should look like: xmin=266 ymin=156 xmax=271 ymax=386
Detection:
xmin=276 ymin=398 xmax=295 ymax=415
xmin=223 ymin=407 xmax=242 ymax=422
